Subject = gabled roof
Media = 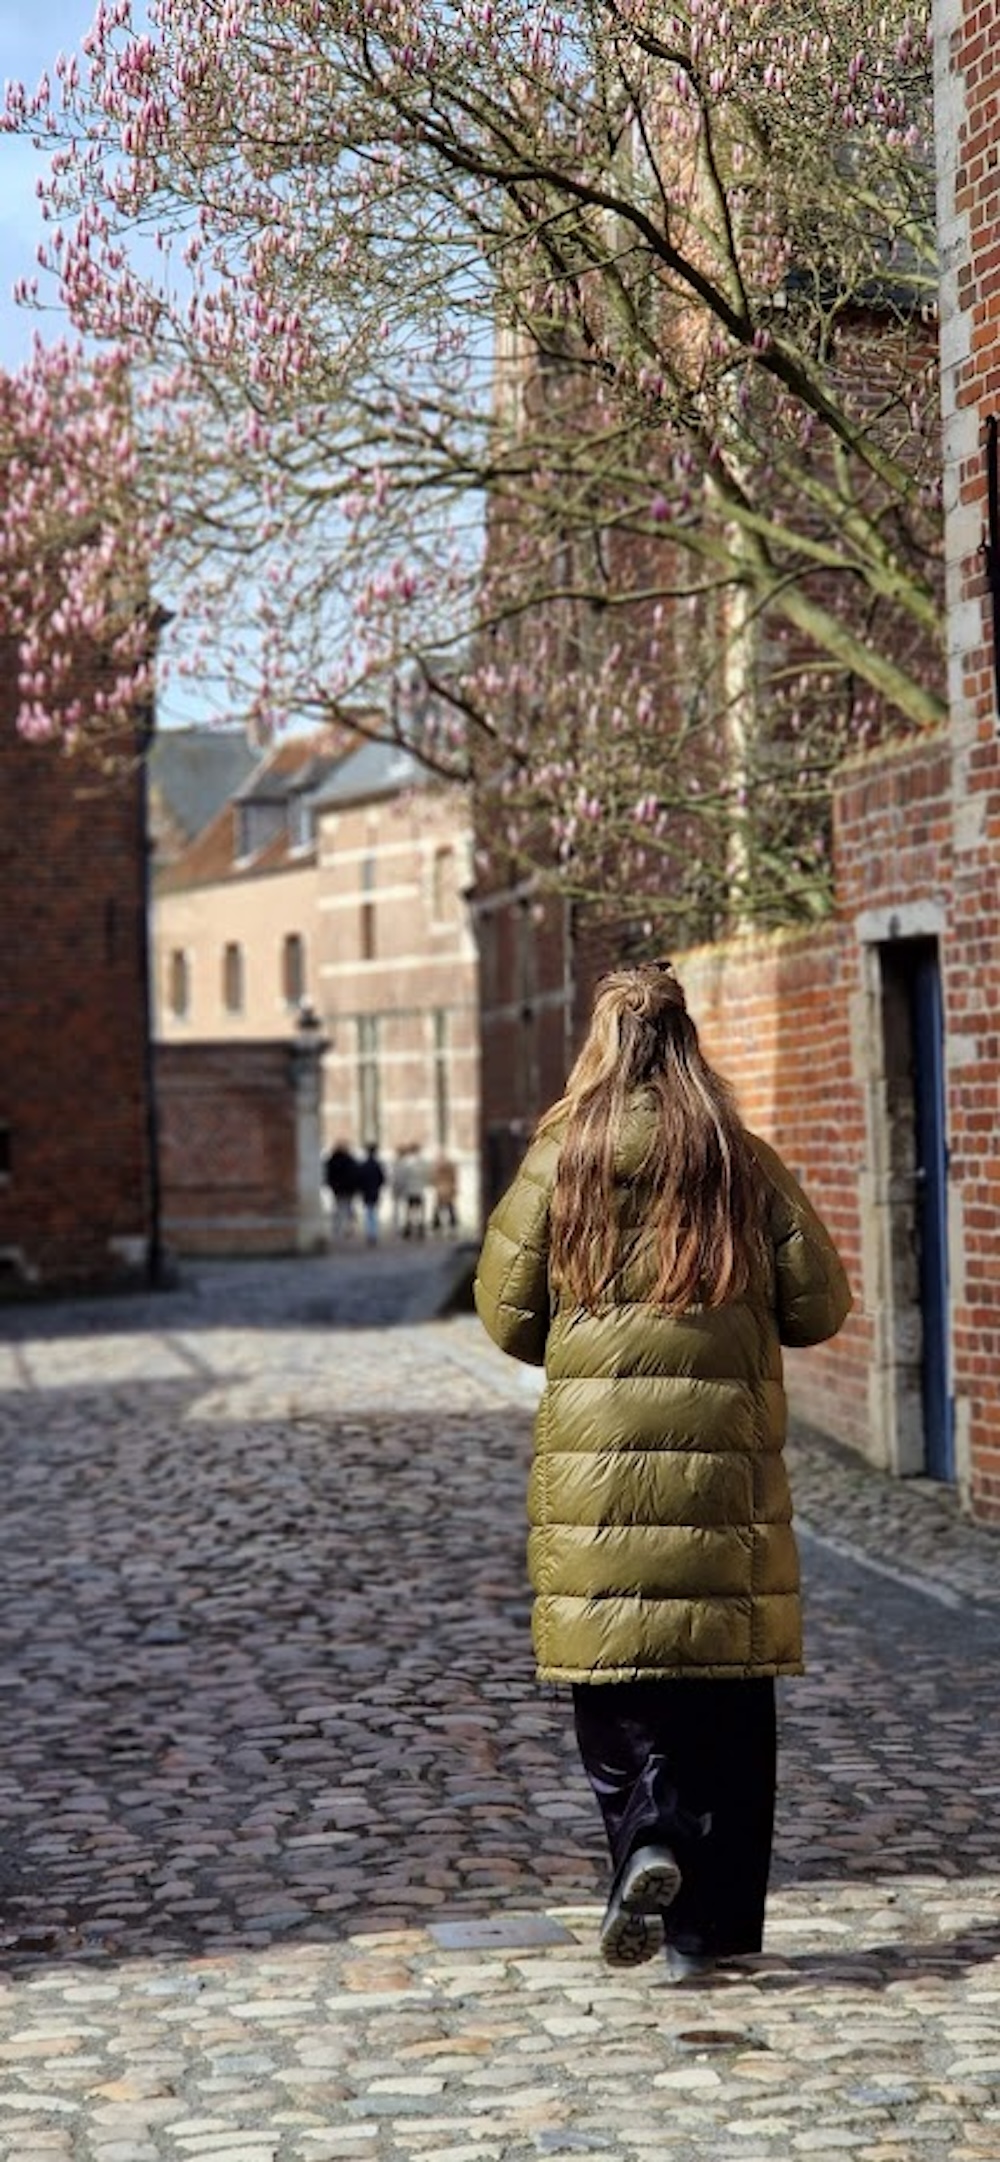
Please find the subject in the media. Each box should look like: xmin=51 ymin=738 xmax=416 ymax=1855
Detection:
xmin=155 ymin=726 xmax=357 ymax=892
xmin=148 ymin=726 xmax=261 ymax=860
xmin=311 ymin=732 xmax=435 ymax=810
xmin=156 ymin=803 xmax=242 ymax=892
xmin=232 ymin=732 xmax=348 ymax=804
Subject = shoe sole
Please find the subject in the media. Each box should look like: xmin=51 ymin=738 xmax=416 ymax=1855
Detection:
xmin=600 ymin=1908 xmax=660 ymax=1967
xmin=599 ymin=1851 xmax=683 ymax=1968
xmin=621 ymin=1853 xmax=683 ymax=1915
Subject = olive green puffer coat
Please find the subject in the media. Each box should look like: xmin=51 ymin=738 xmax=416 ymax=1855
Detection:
xmin=474 ymin=1099 xmax=852 ymax=1684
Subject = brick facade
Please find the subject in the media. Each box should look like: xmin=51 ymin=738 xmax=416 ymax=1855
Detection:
xmin=933 ymin=0 xmax=1000 ymax=1514
xmin=0 ymin=636 xmax=153 ymax=1292
xmin=682 ymin=733 xmax=955 ymax=1477
xmin=157 ymin=1037 xmax=326 ymax=1256
xmin=154 ymin=733 xmax=341 ymax=1043
xmin=676 ymin=926 xmax=868 ymax=1456
xmin=474 ymin=742 xmax=954 ymax=1489
xmin=153 ymin=732 xmax=482 ymax=1238
xmin=316 ymin=776 xmax=481 ymax=1228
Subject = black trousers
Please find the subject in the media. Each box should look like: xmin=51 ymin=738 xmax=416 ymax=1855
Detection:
xmin=572 ymin=1677 xmax=777 ymax=1957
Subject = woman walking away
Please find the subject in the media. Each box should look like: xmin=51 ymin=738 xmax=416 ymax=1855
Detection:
xmin=474 ymin=961 xmax=851 ymax=1983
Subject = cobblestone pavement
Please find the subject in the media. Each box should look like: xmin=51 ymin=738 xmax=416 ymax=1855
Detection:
xmin=3 ymin=1245 xmax=1000 ymax=2162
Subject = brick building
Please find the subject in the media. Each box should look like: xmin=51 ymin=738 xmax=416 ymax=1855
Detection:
xmin=0 ymin=637 xmax=154 ymax=1292
xmin=154 ymin=731 xmax=348 ymax=1041
xmin=312 ymin=738 xmax=481 ymax=1229
xmin=153 ymin=729 xmax=481 ymax=1236
xmin=475 ymin=3 xmax=1000 ymax=1518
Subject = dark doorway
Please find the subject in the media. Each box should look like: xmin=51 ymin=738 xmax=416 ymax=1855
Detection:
xmin=879 ymin=936 xmax=953 ymax=1481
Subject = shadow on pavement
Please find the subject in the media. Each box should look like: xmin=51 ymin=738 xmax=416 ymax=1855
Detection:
xmin=738 ymin=1924 xmax=1000 ymax=1993
xmin=0 ymin=1244 xmax=481 ymax=1342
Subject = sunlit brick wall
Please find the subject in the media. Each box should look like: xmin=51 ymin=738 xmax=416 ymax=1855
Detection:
xmin=934 ymin=0 xmax=1000 ymax=1515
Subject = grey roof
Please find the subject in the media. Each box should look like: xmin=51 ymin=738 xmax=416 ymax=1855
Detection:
xmin=311 ymin=734 xmax=434 ymax=809
xmin=148 ymin=726 xmax=261 ymax=841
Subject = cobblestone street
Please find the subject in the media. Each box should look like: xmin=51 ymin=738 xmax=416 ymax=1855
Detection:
xmin=3 ymin=1246 xmax=1000 ymax=2162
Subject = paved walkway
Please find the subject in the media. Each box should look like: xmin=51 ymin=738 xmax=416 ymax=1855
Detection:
xmin=2 ymin=1247 xmax=1000 ymax=2162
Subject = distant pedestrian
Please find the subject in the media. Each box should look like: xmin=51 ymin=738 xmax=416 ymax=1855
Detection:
xmin=389 ymin=1149 xmax=410 ymax=1236
xmin=430 ymin=1153 xmax=458 ymax=1234
xmin=323 ymin=1141 xmax=359 ymax=1238
xmin=400 ymin=1144 xmax=429 ymax=1239
xmin=475 ymin=960 xmax=851 ymax=1983
xmin=356 ymin=1142 xmax=386 ymax=1247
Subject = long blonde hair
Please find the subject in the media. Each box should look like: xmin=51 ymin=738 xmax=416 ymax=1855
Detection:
xmin=539 ymin=962 xmax=765 ymax=1313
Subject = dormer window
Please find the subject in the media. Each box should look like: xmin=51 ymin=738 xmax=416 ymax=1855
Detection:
xmin=289 ymin=794 xmax=315 ymax=852
xmin=236 ymin=799 xmax=283 ymax=861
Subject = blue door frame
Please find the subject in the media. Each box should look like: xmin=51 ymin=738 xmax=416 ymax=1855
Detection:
xmin=908 ymin=942 xmax=954 ymax=1481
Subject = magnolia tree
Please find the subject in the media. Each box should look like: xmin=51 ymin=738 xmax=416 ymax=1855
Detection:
xmin=0 ymin=0 xmax=941 ymax=925
xmin=0 ymin=341 xmax=155 ymax=750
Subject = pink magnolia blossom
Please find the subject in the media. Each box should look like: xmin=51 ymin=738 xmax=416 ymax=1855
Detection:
xmin=0 ymin=0 xmax=941 ymax=924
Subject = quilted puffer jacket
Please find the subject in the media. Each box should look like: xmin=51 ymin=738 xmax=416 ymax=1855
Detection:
xmin=474 ymin=1097 xmax=852 ymax=1684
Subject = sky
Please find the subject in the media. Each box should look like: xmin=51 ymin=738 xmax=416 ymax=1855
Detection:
xmin=0 ymin=1 xmax=105 ymax=373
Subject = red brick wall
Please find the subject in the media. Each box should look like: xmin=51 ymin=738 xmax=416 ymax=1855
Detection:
xmin=0 ymin=638 xmax=152 ymax=1292
xmin=477 ymin=887 xmax=573 ymax=1204
xmin=678 ymin=926 xmax=871 ymax=1453
xmin=157 ymin=1040 xmax=306 ymax=1255
xmin=474 ymin=734 xmax=956 ymax=1473
xmin=680 ymin=737 xmax=956 ymax=1464
xmin=935 ymin=0 xmax=1000 ymax=1514
xmin=835 ymin=741 xmax=953 ymax=919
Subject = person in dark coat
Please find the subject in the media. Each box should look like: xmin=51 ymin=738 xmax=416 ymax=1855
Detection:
xmin=475 ymin=960 xmax=851 ymax=1983
xmin=356 ymin=1142 xmax=386 ymax=1246
xmin=323 ymin=1141 xmax=359 ymax=1237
